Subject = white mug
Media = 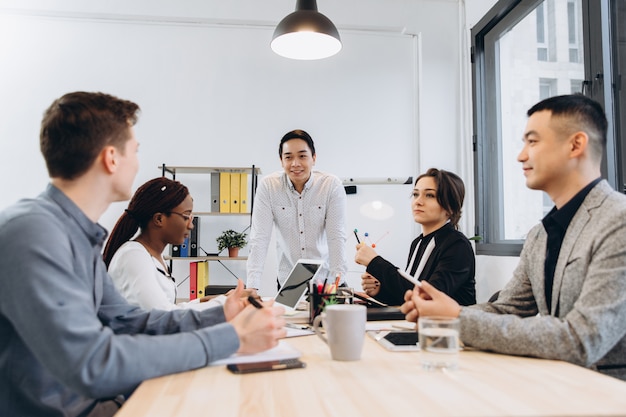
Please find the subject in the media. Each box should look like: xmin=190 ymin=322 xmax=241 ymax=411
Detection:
xmin=313 ymin=304 xmax=366 ymax=361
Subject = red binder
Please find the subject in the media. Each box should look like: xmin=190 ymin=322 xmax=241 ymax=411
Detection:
xmin=189 ymin=261 xmax=198 ymax=300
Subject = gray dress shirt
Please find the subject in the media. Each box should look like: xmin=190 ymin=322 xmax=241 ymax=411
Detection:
xmin=0 ymin=184 xmax=240 ymax=416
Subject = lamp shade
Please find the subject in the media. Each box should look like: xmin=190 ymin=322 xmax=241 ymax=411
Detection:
xmin=271 ymin=0 xmax=342 ymax=60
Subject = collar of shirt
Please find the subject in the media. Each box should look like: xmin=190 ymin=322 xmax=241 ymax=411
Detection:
xmin=282 ymin=171 xmax=315 ymax=193
xmin=45 ymin=183 xmax=109 ymax=247
xmin=542 ymin=177 xmax=602 ymax=232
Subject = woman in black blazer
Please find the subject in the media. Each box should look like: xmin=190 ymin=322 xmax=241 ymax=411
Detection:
xmin=355 ymin=168 xmax=476 ymax=306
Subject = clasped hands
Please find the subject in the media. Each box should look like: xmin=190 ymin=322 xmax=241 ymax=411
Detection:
xmin=400 ymin=280 xmax=462 ymax=322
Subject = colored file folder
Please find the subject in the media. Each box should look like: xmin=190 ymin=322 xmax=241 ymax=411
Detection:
xmin=210 ymin=172 xmax=220 ymax=213
xmin=219 ymin=172 xmax=231 ymax=213
xmin=230 ymin=173 xmax=241 ymax=213
xmin=239 ymin=172 xmax=248 ymax=213
xmin=179 ymin=236 xmax=189 ymax=257
xmin=190 ymin=216 xmax=199 ymax=257
xmin=196 ymin=262 xmax=209 ymax=298
xmin=189 ymin=262 xmax=198 ymax=300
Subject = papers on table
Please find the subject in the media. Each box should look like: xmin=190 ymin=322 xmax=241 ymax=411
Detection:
xmin=284 ymin=323 xmax=315 ymax=338
xmin=209 ymin=340 xmax=301 ymax=366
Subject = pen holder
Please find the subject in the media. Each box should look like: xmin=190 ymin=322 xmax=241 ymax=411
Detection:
xmin=308 ymin=287 xmax=354 ymax=324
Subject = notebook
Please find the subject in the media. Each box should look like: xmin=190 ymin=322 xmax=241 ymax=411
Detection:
xmin=273 ymin=259 xmax=323 ymax=310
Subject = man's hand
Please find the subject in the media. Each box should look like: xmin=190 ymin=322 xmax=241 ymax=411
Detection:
xmin=230 ymin=301 xmax=286 ymax=354
xmin=223 ymin=279 xmax=248 ymax=321
xmin=354 ymin=243 xmax=378 ymax=267
xmin=401 ymin=281 xmax=461 ymax=322
xmin=361 ymin=272 xmax=381 ymax=296
xmin=400 ymin=288 xmax=418 ymax=322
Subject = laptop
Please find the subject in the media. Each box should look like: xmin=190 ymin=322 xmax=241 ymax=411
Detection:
xmin=273 ymin=259 xmax=323 ymax=310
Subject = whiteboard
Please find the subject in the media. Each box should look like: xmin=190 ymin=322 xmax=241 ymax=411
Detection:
xmin=0 ymin=11 xmax=420 ymax=296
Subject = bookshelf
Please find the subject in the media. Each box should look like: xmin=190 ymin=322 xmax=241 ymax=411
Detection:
xmin=160 ymin=164 xmax=261 ymax=296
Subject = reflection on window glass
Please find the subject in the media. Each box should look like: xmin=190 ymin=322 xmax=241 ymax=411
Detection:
xmin=567 ymin=0 xmax=581 ymax=63
xmin=570 ymin=79 xmax=583 ymax=94
xmin=497 ymin=0 xmax=584 ymax=240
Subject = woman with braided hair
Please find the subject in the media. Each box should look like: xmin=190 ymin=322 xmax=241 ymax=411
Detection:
xmin=104 ymin=177 xmax=224 ymax=310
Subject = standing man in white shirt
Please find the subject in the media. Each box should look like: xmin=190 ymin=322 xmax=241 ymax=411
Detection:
xmin=246 ymin=129 xmax=348 ymax=292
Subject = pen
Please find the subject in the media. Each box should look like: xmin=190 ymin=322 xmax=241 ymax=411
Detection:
xmin=353 ymin=292 xmax=388 ymax=307
xmin=285 ymin=323 xmax=311 ymax=330
xmin=397 ymin=269 xmax=422 ymax=287
xmin=248 ymin=295 xmax=264 ymax=309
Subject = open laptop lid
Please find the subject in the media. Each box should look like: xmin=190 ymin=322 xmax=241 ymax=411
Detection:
xmin=273 ymin=259 xmax=323 ymax=310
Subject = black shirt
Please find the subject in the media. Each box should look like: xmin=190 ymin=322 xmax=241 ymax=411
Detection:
xmin=542 ymin=177 xmax=602 ymax=311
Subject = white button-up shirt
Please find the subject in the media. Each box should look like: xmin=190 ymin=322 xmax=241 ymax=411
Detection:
xmin=246 ymin=171 xmax=347 ymax=290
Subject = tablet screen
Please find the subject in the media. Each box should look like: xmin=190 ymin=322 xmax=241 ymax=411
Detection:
xmin=274 ymin=260 xmax=322 ymax=309
xmin=368 ymin=330 xmax=420 ymax=351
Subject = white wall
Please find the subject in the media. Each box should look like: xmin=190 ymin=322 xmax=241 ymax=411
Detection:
xmin=0 ymin=0 xmax=518 ymax=299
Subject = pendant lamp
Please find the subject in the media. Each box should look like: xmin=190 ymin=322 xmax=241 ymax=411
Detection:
xmin=271 ymin=0 xmax=342 ymax=60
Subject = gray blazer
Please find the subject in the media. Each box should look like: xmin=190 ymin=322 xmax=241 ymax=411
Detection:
xmin=461 ymin=180 xmax=626 ymax=380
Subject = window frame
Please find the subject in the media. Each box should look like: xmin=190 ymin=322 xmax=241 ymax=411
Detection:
xmin=471 ymin=0 xmax=620 ymax=256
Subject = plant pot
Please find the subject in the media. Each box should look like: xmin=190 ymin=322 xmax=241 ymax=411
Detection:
xmin=228 ymin=247 xmax=240 ymax=257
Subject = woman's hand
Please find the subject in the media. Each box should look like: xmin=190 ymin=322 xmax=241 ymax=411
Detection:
xmin=354 ymin=243 xmax=378 ymax=267
xmin=361 ymin=272 xmax=381 ymax=296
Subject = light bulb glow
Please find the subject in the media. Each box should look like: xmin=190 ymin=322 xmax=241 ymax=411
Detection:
xmin=271 ymin=31 xmax=342 ymax=60
xmin=359 ymin=201 xmax=394 ymax=220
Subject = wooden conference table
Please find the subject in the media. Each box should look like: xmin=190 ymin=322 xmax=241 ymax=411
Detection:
xmin=116 ymin=321 xmax=626 ymax=417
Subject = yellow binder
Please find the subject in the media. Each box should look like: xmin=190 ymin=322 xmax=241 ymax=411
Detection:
xmin=230 ymin=173 xmax=241 ymax=213
xmin=239 ymin=172 xmax=248 ymax=213
xmin=219 ymin=172 xmax=231 ymax=213
xmin=196 ymin=262 xmax=209 ymax=298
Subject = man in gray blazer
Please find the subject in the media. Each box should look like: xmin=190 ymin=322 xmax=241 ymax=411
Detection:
xmin=401 ymin=94 xmax=626 ymax=381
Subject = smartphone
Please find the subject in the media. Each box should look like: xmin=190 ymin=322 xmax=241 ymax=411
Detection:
xmin=368 ymin=330 xmax=420 ymax=351
xmin=227 ymin=358 xmax=306 ymax=374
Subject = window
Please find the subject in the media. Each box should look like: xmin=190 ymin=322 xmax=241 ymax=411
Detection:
xmin=536 ymin=3 xmax=548 ymax=61
xmin=567 ymin=0 xmax=580 ymax=63
xmin=472 ymin=0 xmax=622 ymax=256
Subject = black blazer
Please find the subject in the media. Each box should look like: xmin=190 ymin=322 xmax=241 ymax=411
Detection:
xmin=366 ymin=222 xmax=476 ymax=306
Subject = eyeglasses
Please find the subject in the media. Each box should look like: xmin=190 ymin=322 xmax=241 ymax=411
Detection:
xmin=168 ymin=211 xmax=193 ymax=223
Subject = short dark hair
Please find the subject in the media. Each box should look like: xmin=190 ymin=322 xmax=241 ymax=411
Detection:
xmin=278 ymin=129 xmax=316 ymax=158
xmin=103 ymin=177 xmax=189 ymax=267
xmin=416 ymin=168 xmax=465 ymax=229
xmin=527 ymin=94 xmax=607 ymax=161
xmin=40 ymin=91 xmax=140 ymax=180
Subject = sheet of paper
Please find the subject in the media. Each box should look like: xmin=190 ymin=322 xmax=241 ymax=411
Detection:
xmin=284 ymin=324 xmax=315 ymax=338
xmin=209 ymin=340 xmax=301 ymax=366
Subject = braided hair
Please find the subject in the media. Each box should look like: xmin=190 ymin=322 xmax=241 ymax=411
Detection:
xmin=103 ymin=177 xmax=189 ymax=267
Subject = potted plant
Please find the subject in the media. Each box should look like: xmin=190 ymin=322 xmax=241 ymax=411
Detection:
xmin=216 ymin=229 xmax=248 ymax=257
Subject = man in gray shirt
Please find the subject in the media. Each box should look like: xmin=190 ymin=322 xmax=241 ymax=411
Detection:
xmin=401 ymin=94 xmax=626 ymax=381
xmin=0 ymin=91 xmax=286 ymax=416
